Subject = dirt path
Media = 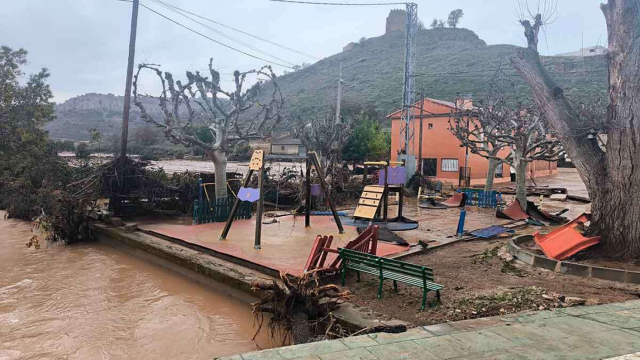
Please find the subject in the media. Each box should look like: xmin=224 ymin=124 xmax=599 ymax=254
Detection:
xmin=343 ymin=238 xmax=640 ymax=326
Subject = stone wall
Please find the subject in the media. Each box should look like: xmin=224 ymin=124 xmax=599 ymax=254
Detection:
xmin=386 ymin=9 xmax=406 ymax=33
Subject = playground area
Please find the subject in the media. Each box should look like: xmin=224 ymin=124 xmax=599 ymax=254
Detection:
xmin=139 ymin=215 xmax=410 ymax=276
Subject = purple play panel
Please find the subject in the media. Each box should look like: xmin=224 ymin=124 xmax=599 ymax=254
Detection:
xmin=237 ymin=187 xmax=260 ymax=202
xmin=310 ymin=184 xmax=321 ymax=196
xmin=379 ymin=167 xmax=406 ymax=185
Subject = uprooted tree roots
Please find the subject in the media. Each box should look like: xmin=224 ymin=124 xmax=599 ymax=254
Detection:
xmin=31 ymin=157 xmax=198 ymax=245
xmin=251 ymin=271 xmax=351 ymax=345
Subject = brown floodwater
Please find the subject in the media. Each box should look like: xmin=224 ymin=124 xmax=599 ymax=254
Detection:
xmin=0 ymin=211 xmax=275 ymax=360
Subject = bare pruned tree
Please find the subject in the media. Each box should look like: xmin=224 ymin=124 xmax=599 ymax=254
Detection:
xmin=449 ymin=71 xmax=564 ymax=208
xmin=510 ymin=0 xmax=640 ymax=257
xmin=133 ymin=59 xmax=283 ymax=198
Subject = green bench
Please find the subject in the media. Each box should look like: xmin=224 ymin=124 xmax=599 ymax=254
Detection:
xmin=339 ymin=248 xmax=443 ymax=310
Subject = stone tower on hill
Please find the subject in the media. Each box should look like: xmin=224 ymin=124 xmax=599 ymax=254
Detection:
xmin=386 ymin=9 xmax=406 ymax=33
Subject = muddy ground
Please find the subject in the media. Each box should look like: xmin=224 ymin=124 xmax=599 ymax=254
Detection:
xmin=342 ymin=237 xmax=640 ymax=326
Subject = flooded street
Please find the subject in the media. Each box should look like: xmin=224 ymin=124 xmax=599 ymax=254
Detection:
xmin=148 ymin=158 xmax=305 ymax=174
xmin=0 ymin=211 xmax=274 ymax=360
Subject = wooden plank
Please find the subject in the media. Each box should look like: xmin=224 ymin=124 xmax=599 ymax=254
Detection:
xmin=354 ymin=205 xmax=378 ymax=219
xmin=361 ymin=192 xmax=383 ymax=200
xmin=358 ymin=198 xmax=380 ymax=206
xmin=249 ymin=150 xmax=264 ymax=170
xmin=364 ymin=186 xmax=384 ymax=193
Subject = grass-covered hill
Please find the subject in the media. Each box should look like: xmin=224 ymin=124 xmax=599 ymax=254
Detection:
xmin=276 ymin=27 xmax=608 ymax=116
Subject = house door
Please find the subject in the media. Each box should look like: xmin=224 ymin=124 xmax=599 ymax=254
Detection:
xmin=422 ymin=158 xmax=437 ymax=177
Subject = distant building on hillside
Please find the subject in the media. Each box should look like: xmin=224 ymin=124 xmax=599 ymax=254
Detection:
xmin=386 ymin=9 xmax=406 ymax=33
xmin=269 ymin=138 xmax=306 ymax=158
xmin=556 ymin=45 xmax=607 ymax=57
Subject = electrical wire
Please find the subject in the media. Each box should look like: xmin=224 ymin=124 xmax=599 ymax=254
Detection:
xmin=149 ymin=0 xmax=298 ymax=66
xmin=152 ymin=0 xmax=320 ymax=60
xmin=269 ymin=0 xmax=407 ymax=5
xmin=138 ymin=2 xmax=295 ymax=69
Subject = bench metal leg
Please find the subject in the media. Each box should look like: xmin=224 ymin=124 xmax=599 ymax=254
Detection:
xmin=378 ymin=277 xmax=384 ymax=299
xmin=436 ymin=290 xmax=441 ymax=304
xmin=421 ymin=289 xmax=428 ymax=311
xmin=356 ymin=271 xmax=361 ymax=282
xmin=341 ymin=266 xmax=347 ymax=286
xmin=393 ymin=280 xmax=398 ymax=292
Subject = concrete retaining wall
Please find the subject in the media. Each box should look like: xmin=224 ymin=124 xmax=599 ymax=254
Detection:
xmin=508 ymin=235 xmax=640 ymax=284
xmin=93 ymin=222 xmax=409 ymax=330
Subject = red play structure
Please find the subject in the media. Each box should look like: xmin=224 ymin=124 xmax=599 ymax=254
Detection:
xmin=304 ymin=225 xmax=379 ymax=273
xmin=533 ymin=213 xmax=601 ymax=260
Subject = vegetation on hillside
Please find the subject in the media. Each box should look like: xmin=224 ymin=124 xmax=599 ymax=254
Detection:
xmin=276 ymin=27 xmax=608 ymax=119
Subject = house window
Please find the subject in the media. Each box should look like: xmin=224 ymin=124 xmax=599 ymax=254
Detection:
xmin=495 ymin=162 xmax=504 ymax=177
xmin=441 ymin=158 xmax=458 ymax=172
xmin=428 ymin=123 xmax=433 ymax=129
xmin=281 ymin=146 xmax=286 ymax=151
xmin=422 ymin=158 xmax=437 ymax=177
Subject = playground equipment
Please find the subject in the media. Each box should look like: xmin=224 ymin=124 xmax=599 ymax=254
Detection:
xmin=461 ymin=189 xmax=501 ymax=208
xmin=221 ymin=150 xmax=344 ymax=250
xmin=220 ymin=150 xmax=267 ymax=248
xmin=533 ymin=213 xmax=600 ymax=260
xmin=496 ymin=200 xmax=529 ymax=221
xmin=355 ymin=160 xmax=406 ymax=222
xmin=305 ymin=151 xmax=344 ymax=233
xmin=304 ymin=225 xmax=379 ymax=273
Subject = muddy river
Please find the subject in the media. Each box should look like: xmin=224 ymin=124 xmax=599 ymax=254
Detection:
xmin=0 ymin=211 xmax=274 ymax=359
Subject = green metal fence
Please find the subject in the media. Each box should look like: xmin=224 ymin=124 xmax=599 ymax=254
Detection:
xmin=193 ymin=179 xmax=252 ymax=224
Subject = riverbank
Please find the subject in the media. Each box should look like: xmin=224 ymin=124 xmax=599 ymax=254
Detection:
xmin=0 ymin=211 xmax=277 ymax=359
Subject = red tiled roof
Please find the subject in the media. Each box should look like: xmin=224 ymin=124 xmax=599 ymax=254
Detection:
xmin=386 ymin=97 xmax=456 ymax=118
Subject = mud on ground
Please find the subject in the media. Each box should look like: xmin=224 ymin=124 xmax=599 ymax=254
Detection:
xmin=342 ymin=238 xmax=640 ymax=326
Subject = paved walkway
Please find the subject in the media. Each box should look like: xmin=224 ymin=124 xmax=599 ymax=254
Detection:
xmin=220 ymin=300 xmax=640 ymax=360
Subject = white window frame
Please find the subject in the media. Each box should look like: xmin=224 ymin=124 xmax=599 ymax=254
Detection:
xmin=441 ymin=158 xmax=458 ymax=172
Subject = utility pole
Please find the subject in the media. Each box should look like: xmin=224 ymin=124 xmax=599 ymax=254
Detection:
xmin=335 ymin=58 xmax=366 ymax=125
xmin=399 ymin=2 xmax=418 ymax=181
xmin=335 ymin=62 xmax=343 ymax=125
xmin=418 ymin=92 xmax=424 ymax=175
xmin=119 ymin=0 xmax=140 ymax=169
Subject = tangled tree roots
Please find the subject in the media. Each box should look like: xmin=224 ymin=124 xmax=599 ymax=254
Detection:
xmin=251 ymin=271 xmax=351 ymax=345
xmin=31 ymin=157 xmax=198 ymax=245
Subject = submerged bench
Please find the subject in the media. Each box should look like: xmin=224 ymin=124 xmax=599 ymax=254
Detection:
xmin=339 ymin=248 xmax=443 ymax=310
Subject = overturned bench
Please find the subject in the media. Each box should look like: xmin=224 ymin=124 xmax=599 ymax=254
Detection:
xmin=339 ymin=248 xmax=443 ymax=310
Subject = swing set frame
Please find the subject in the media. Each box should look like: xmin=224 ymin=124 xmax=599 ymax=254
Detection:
xmin=220 ymin=150 xmax=344 ymax=250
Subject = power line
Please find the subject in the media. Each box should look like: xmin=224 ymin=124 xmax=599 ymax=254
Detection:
xmin=138 ymin=3 xmax=295 ymax=69
xmin=269 ymin=0 xmax=407 ymax=5
xmin=152 ymin=0 xmax=320 ymax=60
xmin=148 ymin=0 xmax=297 ymax=67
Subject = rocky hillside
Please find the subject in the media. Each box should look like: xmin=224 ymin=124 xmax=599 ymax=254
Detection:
xmin=45 ymin=93 xmax=163 ymax=141
xmin=47 ymin=28 xmax=608 ymax=140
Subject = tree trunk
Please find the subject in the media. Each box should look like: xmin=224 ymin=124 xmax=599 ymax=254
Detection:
xmin=515 ymin=160 xmax=528 ymax=211
xmin=511 ymin=0 xmax=640 ymax=258
xmin=211 ymin=149 xmax=228 ymax=199
xmin=484 ymin=158 xmax=497 ymax=191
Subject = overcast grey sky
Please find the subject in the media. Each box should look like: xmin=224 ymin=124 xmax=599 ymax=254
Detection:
xmin=1 ymin=0 xmax=607 ymax=103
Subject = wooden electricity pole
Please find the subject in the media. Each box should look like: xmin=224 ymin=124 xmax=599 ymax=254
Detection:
xmin=119 ymin=0 xmax=140 ymax=169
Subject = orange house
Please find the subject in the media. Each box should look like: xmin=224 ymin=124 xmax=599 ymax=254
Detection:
xmin=388 ymin=98 xmax=558 ymax=186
